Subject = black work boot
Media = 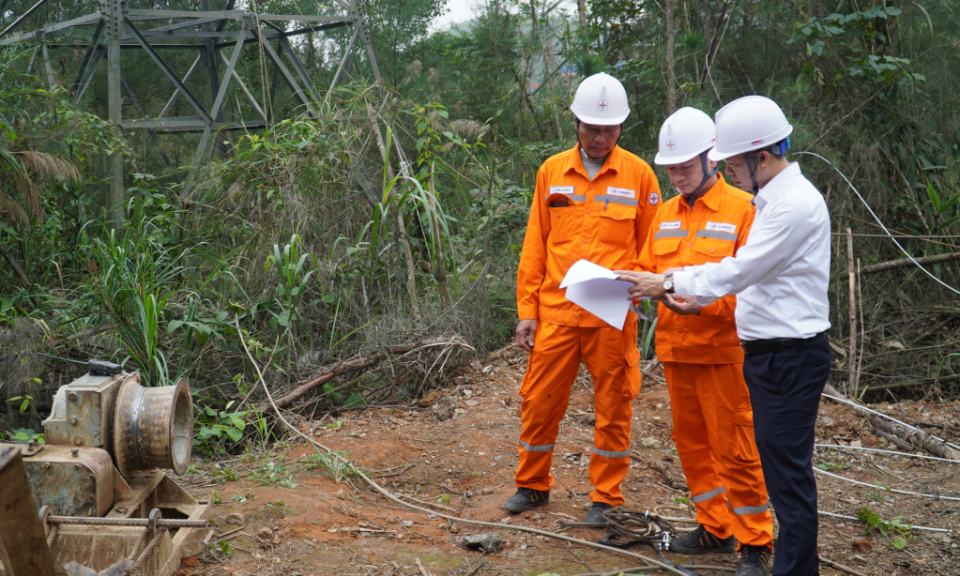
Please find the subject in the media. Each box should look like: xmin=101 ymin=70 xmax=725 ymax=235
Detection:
xmin=503 ymin=488 xmax=549 ymax=513
xmin=584 ymin=502 xmax=614 ymax=524
xmin=670 ymin=524 xmax=737 ymax=554
xmin=735 ymin=545 xmax=771 ymax=576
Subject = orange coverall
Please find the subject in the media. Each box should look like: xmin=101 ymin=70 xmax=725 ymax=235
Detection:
xmin=635 ymin=175 xmax=773 ymax=548
xmin=516 ymin=144 xmax=660 ymax=506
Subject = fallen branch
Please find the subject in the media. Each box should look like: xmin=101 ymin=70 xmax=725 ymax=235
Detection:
xmin=818 ymin=555 xmax=870 ymax=576
xmin=273 ymin=346 xmax=412 ymax=408
xmin=838 ymin=251 xmax=960 ymax=276
xmin=630 ymin=452 xmax=688 ymax=491
xmin=0 ymin=244 xmax=31 ymax=289
xmin=823 ymin=384 xmax=960 ymax=461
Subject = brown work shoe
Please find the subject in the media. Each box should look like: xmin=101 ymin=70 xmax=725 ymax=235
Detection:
xmin=584 ymin=502 xmax=614 ymax=524
xmin=735 ymin=545 xmax=771 ymax=576
xmin=503 ymin=488 xmax=549 ymax=513
xmin=669 ymin=524 xmax=737 ymax=554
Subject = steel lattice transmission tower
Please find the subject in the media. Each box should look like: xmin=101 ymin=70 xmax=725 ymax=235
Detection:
xmin=0 ymin=0 xmax=384 ymax=222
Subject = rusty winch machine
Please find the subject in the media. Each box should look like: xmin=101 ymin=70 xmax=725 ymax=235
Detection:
xmin=0 ymin=358 xmax=212 ymax=576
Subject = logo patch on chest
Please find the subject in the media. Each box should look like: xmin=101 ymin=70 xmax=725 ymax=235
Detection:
xmin=605 ymin=187 xmax=635 ymax=199
xmin=659 ymin=220 xmax=682 ymax=230
xmin=705 ymin=221 xmax=737 ymax=234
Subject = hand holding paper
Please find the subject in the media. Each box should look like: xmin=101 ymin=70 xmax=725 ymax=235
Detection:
xmin=560 ymin=260 xmax=648 ymax=329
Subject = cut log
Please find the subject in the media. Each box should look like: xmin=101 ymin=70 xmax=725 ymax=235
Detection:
xmin=823 ymin=384 xmax=960 ymax=460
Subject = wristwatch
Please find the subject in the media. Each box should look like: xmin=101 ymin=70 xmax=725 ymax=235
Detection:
xmin=662 ymin=273 xmax=675 ymax=294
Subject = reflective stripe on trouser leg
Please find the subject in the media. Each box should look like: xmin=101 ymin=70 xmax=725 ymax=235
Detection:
xmin=516 ymin=322 xmax=582 ymax=492
xmin=728 ymin=501 xmax=770 ymax=516
xmin=664 ymin=362 xmax=773 ymax=546
xmin=582 ymin=322 xmax=641 ymax=506
xmin=692 ymin=486 xmax=726 ymax=504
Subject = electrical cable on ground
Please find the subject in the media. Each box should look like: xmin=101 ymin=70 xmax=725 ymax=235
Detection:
xmin=814 ymin=467 xmax=960 ymax=502
xmin=815 ymin=443 xmax=960 ymax=463
xmin=822 ymin=392 xmax=960 ymax=452
xmin=794 ymin=150 xmax=960 ymax=298
xmin=818 ymin=511 xmax=954 ymax=534
xmin=234 ymin=317 xmax=732 ymax=576
xmin=573 ymin=565 xmax=735 ymax=576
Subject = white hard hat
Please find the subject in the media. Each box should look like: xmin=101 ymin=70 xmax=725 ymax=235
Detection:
xmin=570 ymin=73 xmax=630 ymax=125
xmin=708 ymin=96 xmax=793 ymax=161
xmin=654 ymin=107 xmax=716 ymax=165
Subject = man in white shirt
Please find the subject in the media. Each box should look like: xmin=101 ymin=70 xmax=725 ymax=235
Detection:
xmin=617 ymin=96 xmax=831 ymax=576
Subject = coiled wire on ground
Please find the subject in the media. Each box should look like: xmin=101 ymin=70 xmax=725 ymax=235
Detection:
xmin=604 ymin=509 xmax=676 ymax=544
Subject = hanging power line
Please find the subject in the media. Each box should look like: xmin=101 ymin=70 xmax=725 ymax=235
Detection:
xmin=796 ymin=151 xmax=960 ymax=297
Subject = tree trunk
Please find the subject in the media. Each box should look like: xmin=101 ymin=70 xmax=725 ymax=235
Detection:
xmin=530 ymin=0 xmax=563 ymax=142
xmin=577 ymin=0 xmax=587 ymax=31
xmin=665 ymin=0 xmax=677 ymax=114
xmin=698 ymin=0 xmax=731 ymax=90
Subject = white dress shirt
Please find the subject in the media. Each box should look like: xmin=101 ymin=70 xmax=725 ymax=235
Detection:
xmin=673 ymin=162 xmax=831 ymax=341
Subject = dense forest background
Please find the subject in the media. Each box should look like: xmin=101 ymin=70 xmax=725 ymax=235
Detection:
xmin=2 ymin=0 xmax=960 ymax=450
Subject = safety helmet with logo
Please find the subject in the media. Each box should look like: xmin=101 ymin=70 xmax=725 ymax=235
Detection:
xmin=570 ymin=73 xmax=630 ymax=125
xmin=708 ymin=95 xmax=793 ymax=193
xmin=654 ymin=107 xmax=719 ymax=197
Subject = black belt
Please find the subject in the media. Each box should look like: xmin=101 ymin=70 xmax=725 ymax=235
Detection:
xmin=741 ymin=332 xmax=827 ymax=355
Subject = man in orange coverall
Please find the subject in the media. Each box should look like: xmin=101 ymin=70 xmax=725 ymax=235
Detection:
xmin=636 ymin=107 xmax=773 ymax=576
xmin=506 ymin=73 xmax=661 ymax=523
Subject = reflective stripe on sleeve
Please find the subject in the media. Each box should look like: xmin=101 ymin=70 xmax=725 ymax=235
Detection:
xmin=594 ymin=194 xmax=639 ymax=207
xmin=691 ymin=486 xmax=726 ymax=503
xmin=695 ymin=230 xmax=737 ymax=241
xmin=592 ymin=446 xmax=631 ymax=458
xmin=654 ymin=230 xmax=688 ymax=239
xmin=727 ymin=501 xmax=770 ymax=515
xmin=520 ymin=440 xmax=555 ymax=452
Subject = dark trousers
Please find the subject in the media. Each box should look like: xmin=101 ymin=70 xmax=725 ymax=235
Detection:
xmin=743 ymin=337 xmax=831 ymax=576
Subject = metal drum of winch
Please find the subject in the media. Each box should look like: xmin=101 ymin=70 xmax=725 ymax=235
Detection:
xmin=113 ymin=377 xmax=193 ymax=476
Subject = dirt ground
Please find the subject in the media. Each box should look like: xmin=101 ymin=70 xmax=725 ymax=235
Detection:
xmin=178 ymin=345 xmax=960 ymax=576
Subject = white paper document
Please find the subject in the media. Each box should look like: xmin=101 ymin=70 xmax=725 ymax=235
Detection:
xmin=560 ymin=260 xmax=647 ymax=329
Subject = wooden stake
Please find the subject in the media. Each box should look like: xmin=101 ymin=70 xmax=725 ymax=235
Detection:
xmin=856 ymin=257 xmax=864 ymax=396
xmin=846 ymin=228 xmax=856 ymax=396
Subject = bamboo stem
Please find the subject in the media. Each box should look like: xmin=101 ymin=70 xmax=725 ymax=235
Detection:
xmin=365 ymin=103 xmax=423 ymax=330
xmin=429 ymin=162 xmax=450 ymax=309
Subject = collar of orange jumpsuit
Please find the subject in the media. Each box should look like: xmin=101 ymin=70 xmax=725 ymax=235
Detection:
xmin=633 ymin=174 xmax=756 ymax=364
xmin=517 ymin=144 xmax=662 ymax=328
